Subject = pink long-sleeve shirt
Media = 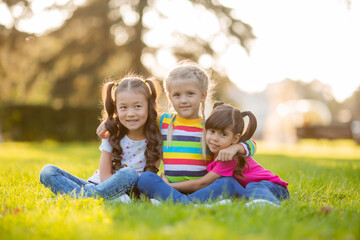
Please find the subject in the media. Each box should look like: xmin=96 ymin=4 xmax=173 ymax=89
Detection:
xmin=206 ymin=157 xmax=288 ymax=188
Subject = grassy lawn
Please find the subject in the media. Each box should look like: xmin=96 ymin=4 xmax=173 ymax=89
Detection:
xmin=1 ymin=140 xmax=359 ymax=240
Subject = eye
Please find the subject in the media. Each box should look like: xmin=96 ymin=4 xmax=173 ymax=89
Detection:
xmin=208 ymin=129 xmax=215 ymax=134
xmin=221 ymin=132 xmax=228 ymax=137
xmin=135 ymin=105 xmax=142 ymax=109
xmin=188 ymin=92 xmax=195 ymax=96
xmin=173 ymin=93 xmax=180 ymax=97
xmin=119 ymin=106 xmax=126 ymax=110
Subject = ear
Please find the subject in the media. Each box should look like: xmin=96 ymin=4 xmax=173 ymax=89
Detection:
xmin=232 ymin=133 xmax=241 ymax=144
xmin=200 ymin=91 xmax=207 ymax=103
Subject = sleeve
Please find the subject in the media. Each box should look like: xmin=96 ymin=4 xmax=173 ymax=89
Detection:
xmin=210 ymin=159 xmax=238 ymax=177
xmin=99 ymin=138 xmax=112 ymax=153
xmin=240 ymin=139 xmax=257 ymax=157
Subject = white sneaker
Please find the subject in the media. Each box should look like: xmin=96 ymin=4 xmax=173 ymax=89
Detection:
xmin=202 ymin=199 xmax=232 ymax=208
xmin=111 ymin=194 xmax=132 ymax=204
xmin=150 ymin=198 xmax=162 ymax=205
xmin=244 ymin=199 xmax=279 ymax=208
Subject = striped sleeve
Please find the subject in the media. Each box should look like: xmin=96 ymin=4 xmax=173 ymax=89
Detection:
xmin=239 ymin=139 xmax=257 ymax=157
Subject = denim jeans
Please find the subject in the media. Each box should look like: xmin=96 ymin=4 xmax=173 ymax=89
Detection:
xmin=39 ymin=164 xmax=138 ymax=200
xmin=137 ymin=171 xmax=247 ymax=204
xmin=244 ymin=180 xmax=290 ymax=205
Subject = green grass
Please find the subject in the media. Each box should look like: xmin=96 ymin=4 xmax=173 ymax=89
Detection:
xmin=1 ymin=140 xmax=359 ymax=240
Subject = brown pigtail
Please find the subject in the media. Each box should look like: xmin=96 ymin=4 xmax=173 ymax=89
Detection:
xmin=102 ymin=82 xmax=125 ymax=172
xmin=143 ymin=79 xmax=161 ymax=173
xmin=239 ymin=111 xmax=257 ymax=143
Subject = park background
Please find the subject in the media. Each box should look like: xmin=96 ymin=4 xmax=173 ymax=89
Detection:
xmin=1 ymin=0 xmax=360 ymax=239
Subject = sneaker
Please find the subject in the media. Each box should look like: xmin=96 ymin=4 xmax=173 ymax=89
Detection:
xmin=111 ymin=194 xmax=132 ymax=204
xmin=244 ymin=199 xmax=279 ymax=208
xmin=150 ymin=198 xmax=162 ymax=205
xmin=201 ymin=199 xmax=232 ymax=208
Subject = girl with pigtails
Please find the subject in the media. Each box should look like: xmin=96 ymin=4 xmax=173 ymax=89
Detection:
xmin=161 ymin=102 xmax=290 ymax=206
xmin=40 ymin=76 xmax=162 ymax=202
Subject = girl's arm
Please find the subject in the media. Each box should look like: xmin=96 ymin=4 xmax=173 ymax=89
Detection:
xmin=161 ymin=171 xmax=222 ymax=194
xmin=99 ymin=150 xmax=113 ymax=182
xmin=96 ymin=121 xmax=110 ymax=138
xmin=215 ymin=139 xmax=257 ymax=161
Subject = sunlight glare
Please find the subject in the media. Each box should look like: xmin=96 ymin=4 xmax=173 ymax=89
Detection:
xmin=156 ymin=49 xmax=177 ymax=69
xmin=120 ymin=5 xmax=140 ymax=26
xmin=199 ymin=54 xmax=214 ymax=69
xmin=17 ymin=10 xmax=67 ymax=35
xmin=220 ymin=0 xmax=360 ymax=102
xmin=0 ymin=3 xmax=13 ymax=28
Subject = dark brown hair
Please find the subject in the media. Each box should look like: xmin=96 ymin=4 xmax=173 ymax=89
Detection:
xmin=205 ymin=101 xmax=257 ymax=177
xmin=102 ymin=76 xmax=161 ymax=173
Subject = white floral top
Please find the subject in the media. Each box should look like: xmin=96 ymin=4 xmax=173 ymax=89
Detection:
xmin=87 ymin=136 xmax=147 ymax=184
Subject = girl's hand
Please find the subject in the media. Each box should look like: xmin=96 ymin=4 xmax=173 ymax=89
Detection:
xmin=96 ymin=121 xmax=110 ymax=138
xmin=160 ymin=172 xmax=170 ymax=184
xmin=215 ymin=144 xmax=242 ymax=161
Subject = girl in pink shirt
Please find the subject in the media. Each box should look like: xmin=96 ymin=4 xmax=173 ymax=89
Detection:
xmin=163 ymin=102 xmax=289 ymax=205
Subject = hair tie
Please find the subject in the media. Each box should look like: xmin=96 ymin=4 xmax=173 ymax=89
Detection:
xmin=213 ymin=101 xmax=224 ymax=109
xmin=143 ymin=79 xmax=152 ymax=95
xmin=241 ymin=111 xmax=249 ymax=117
xmin=114 ymin=83 xmax=118 ymax=86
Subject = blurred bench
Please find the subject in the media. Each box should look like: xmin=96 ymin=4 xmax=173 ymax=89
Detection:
xmin=296 ymin=121 xmax=360 ymax=144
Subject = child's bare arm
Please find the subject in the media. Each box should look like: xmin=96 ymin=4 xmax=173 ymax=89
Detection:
xmin=96 ymin=121 xmax=110 ymax=138
xmin=215 ymin=139 xmax=257 ymax=161
xmin=161 ymin=171 xmax=222 ymax=194
xmin=99 ymin=151 xmax=113 ymax=182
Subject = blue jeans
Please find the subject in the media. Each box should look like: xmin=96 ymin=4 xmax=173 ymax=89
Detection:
xmin=137 ymin=172 xmax=247 ymax=204
xmin=39 ymin=164 xmax=138 ymax=199
xmin=244 ymin=180 xmax=290 ymax=205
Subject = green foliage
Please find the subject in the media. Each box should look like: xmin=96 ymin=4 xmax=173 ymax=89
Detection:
xmin=0 ymin=0 xmax=255 ymax=108
xmin=0 ymin=105 xmax=101 ymax=141
xmin=1 ymin=140 xmax=359 ymax=240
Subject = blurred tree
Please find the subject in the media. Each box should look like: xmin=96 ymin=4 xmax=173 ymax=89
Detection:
xmin=343 ymin=87 xmax=360 ymax=120
xmin=0 ymin=0 xmax=255 ymax=107
xmin=262 ymin=78 xmax=344 ymax=122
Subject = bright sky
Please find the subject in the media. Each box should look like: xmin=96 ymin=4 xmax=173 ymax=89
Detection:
xmin=219 ymin=0 xmax=360 ymax=102
xmin=1 ymin=0 xmax=359 ymax=102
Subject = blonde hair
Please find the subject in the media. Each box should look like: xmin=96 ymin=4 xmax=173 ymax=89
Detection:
xmin=163 ymin=60 xmax=214 ymax=160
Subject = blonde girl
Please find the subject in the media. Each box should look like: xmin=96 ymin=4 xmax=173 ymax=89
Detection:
xmin=40 ymin=76 xmax=161 ymax=202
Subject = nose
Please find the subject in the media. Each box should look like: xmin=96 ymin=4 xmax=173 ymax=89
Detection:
xmin=210 ymin=133 xmax=219 ymax=142
xmin=127 ymin=108 xmax=135 ymax=117
xmin=180 ymin=95 xmax=188 ymax=104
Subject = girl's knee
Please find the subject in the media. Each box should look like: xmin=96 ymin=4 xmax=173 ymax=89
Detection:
xmin=246 ymin=181 xmax=266 ymax=189
xmin=221 ymin=177 xmax=238 ymax=183
xmin=116 ymin=168 xmax=139 ymax=182
xmin=137 ymin=171 xmax=158 ymax=189
xmin=139 ymin=171 xmax=157 ymax=181
xmin=39 ymin=164 xmax=58 ymax=182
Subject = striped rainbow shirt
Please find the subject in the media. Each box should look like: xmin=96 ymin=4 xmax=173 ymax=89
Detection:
xmin=160 ymin=113 xmax=211 ymax=182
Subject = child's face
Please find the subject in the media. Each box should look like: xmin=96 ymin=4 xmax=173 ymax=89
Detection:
xmin=115 ymin=90 xmax=148 ymax=136
xmin=168 ymin=79 xmax=206 ymax=119
xmin=206 ymin=127 xmax=240 ymax=155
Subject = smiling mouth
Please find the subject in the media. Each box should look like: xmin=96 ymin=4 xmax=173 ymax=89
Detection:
xmin=208 ymin=143 xmax=219 ymax=148
xmin=127 ymin=120 xmax=138 ymax=124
